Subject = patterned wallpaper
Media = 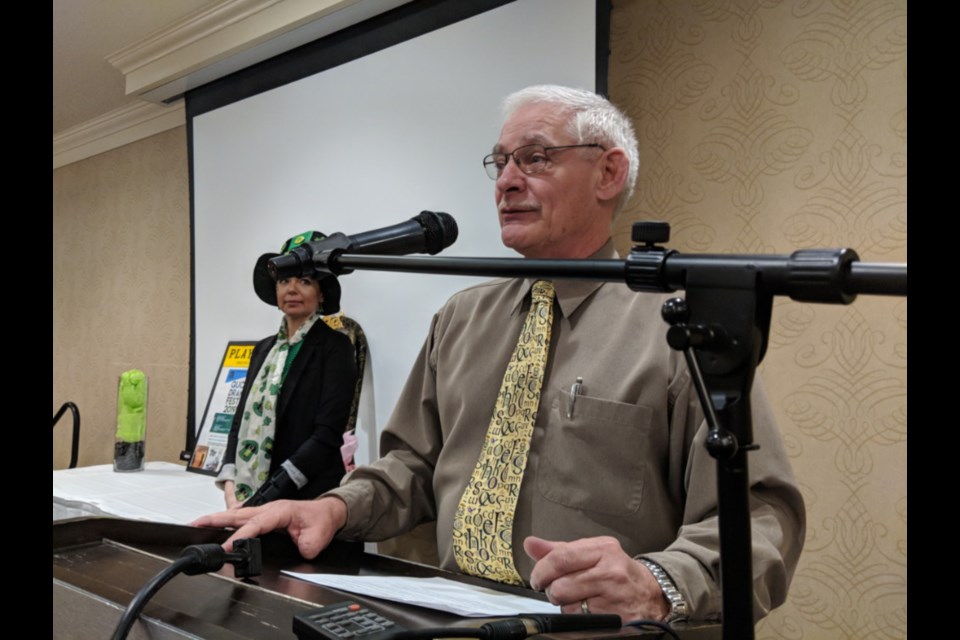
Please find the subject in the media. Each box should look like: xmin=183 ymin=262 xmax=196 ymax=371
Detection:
xmin=608 ymin=0 xmax=906 ymax=637
xmin=53 ymin=127 xmax=191 ymax=470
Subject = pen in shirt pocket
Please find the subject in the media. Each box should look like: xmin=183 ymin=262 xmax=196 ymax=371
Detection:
xmin=566 ymin=376 xmax=584 ymax=418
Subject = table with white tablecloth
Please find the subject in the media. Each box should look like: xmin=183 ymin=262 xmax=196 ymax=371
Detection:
xmin=53 ymin=461 xmax=224 ymax=523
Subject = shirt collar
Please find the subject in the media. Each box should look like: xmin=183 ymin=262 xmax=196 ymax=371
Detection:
xmin=509 ymin=239 xmax=619 ymax=318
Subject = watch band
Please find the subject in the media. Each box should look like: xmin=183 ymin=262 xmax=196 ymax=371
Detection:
xmin=639 ymin=559 xmax=688 ymax=623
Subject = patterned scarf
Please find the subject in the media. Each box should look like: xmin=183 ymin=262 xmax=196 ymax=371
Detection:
xmin=233 ymin=311 xmax=322 ymax=502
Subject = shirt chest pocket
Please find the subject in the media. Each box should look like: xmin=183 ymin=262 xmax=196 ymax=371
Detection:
xmin=536 ymin=391 xmax=651 ymax=517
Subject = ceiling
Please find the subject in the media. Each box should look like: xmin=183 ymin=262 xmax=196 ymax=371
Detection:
xmin=52 ymin=0 xmax=414 ymax=145
xmin=53 ymin=0 xmax=218 ymax=135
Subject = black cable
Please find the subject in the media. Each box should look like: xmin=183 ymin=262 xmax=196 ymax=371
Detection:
xmin=392 ymin=629 xmax=487 ymax=639
xmin=110 ymin=540 xmax=261 ymax=640
xmin=388 ymin=615 xmax=622 ymax=640
xmin=111 ymin=555 xmax=195 ymax=640
xmin=623 ymin=618 xmax=681 ymax=639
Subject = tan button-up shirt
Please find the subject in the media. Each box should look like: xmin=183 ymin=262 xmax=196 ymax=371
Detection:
xmin=329 ymin=241 xmax=805 ymax=621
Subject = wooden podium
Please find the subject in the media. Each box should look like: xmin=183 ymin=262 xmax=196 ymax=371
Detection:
xmin=53 ymin=517 xmax=720 ymax=639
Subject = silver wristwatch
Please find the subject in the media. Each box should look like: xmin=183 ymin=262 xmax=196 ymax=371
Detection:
xmin=639 ymin=559 xmax=688 ymax=623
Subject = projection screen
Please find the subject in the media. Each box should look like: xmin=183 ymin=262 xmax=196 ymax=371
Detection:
xmin=188 ymin=0 xmax=602 ymax=465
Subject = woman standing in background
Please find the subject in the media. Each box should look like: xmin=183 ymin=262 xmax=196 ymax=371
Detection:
xmin=217 ymin=231 xmax=358 ymax=508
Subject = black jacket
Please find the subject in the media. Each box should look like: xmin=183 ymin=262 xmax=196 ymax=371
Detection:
xmin=224 ymin=319 xmax=359 ymax=500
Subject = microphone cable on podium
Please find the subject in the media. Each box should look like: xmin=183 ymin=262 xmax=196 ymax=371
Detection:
xmin=623 ymin=618 xmax=681 ymax=639
xmin=380 ymin=613 xmax=624 ymax=640
xmin=110 ymin=538 xmax=262 ymax=640
xmin=374 ymin=614 xmax=682 ymax=640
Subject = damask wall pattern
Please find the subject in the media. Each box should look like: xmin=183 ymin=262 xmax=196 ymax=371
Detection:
xmin=53 ymin=127 xmax=191 ymax=470
xmin=608 ymin=1 xmax=906 ymax=637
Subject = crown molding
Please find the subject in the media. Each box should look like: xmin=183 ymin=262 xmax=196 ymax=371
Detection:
xmin=106 ymin=0 xmax=410 ymax=103
xmin=53 ymin=100 xmax=186 ymax=170
xmin=55 ymin=0 xmax=410 ymax=167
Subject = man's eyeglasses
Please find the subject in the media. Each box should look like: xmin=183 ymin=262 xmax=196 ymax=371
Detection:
xmin=482 ymin=143 xmax=605 ymax=180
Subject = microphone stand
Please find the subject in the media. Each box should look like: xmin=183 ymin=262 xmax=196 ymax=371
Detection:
xmin=292 ymin=221 xmax=907 ymax=640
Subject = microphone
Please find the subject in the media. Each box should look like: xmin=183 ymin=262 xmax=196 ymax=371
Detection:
xmin=346 ymin=210 xmax=457 ymax=256
xmin=268 ymin=211 xmax=458 ymax=279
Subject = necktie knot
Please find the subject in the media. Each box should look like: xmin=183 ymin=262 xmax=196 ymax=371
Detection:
xmin=531 ymin=280 xmax=555 ymax=306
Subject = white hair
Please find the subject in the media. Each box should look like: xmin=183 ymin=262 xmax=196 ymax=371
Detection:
xmin=501 ymin=85 xmax=639 ymax=215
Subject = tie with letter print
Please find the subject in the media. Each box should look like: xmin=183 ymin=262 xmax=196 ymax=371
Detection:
xmin=452 ymin=280 xmax=555 ymax=585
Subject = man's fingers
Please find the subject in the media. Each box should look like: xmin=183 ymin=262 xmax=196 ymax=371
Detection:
xmin=223 ymin=520 xmax=269 ymax=552
xmin=193 ymin=504 xmax=294 ymax=543
xmin=192 ymin=499 xmax=340 ymax=559
xmin=524 ymin=538 xmax=600 ymax=591
xmin=191 ymin=509 xmax=247 ymax=529
xmin=527 ymin=536 xmax=608 ymax=591
xmin=531 ymin=538 xmax=668 ymax=623
xmin=523 ymin=536 xmax=556 ymax=562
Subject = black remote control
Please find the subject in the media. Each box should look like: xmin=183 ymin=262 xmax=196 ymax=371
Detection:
xmin=293 ymin=601 xmax=408 ymax=640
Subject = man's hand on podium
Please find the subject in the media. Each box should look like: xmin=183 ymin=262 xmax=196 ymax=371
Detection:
xmin=524 ymin=535 xmax=671 ymax=623
xmin=192 ymin=496 xmax=348 ymax=558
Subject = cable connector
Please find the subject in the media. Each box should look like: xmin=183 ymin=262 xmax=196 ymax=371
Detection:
xmin=178 ymin=538 xmax=262 ymax=577
xmin=231 ymin=538 xmax=263 ymax=578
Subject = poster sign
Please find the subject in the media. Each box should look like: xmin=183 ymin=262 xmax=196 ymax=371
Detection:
xmin=188 ymin=341 xmax=257 ymax=476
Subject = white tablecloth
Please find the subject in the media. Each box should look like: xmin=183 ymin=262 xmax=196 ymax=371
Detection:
xmin=53 ymin=461 xmax=225 ymax=524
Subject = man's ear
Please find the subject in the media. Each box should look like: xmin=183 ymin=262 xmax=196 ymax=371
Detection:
xmin=595 ymin=148 xmax=629 ymax=202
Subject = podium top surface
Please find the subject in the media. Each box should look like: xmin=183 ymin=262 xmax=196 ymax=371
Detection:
xmin=53 ymin=517 xmax=720 ymax=640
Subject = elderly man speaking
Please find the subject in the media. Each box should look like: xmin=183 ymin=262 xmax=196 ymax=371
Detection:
xmin=195 ymin=85 xmax=805 ymax=625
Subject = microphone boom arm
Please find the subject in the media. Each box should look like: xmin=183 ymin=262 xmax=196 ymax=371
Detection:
xmin=330 ymin=251 xmax=906 ymax=299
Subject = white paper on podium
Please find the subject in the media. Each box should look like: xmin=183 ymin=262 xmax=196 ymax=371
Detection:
xmin=282 ymin=572 xmax=561 ymax=617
